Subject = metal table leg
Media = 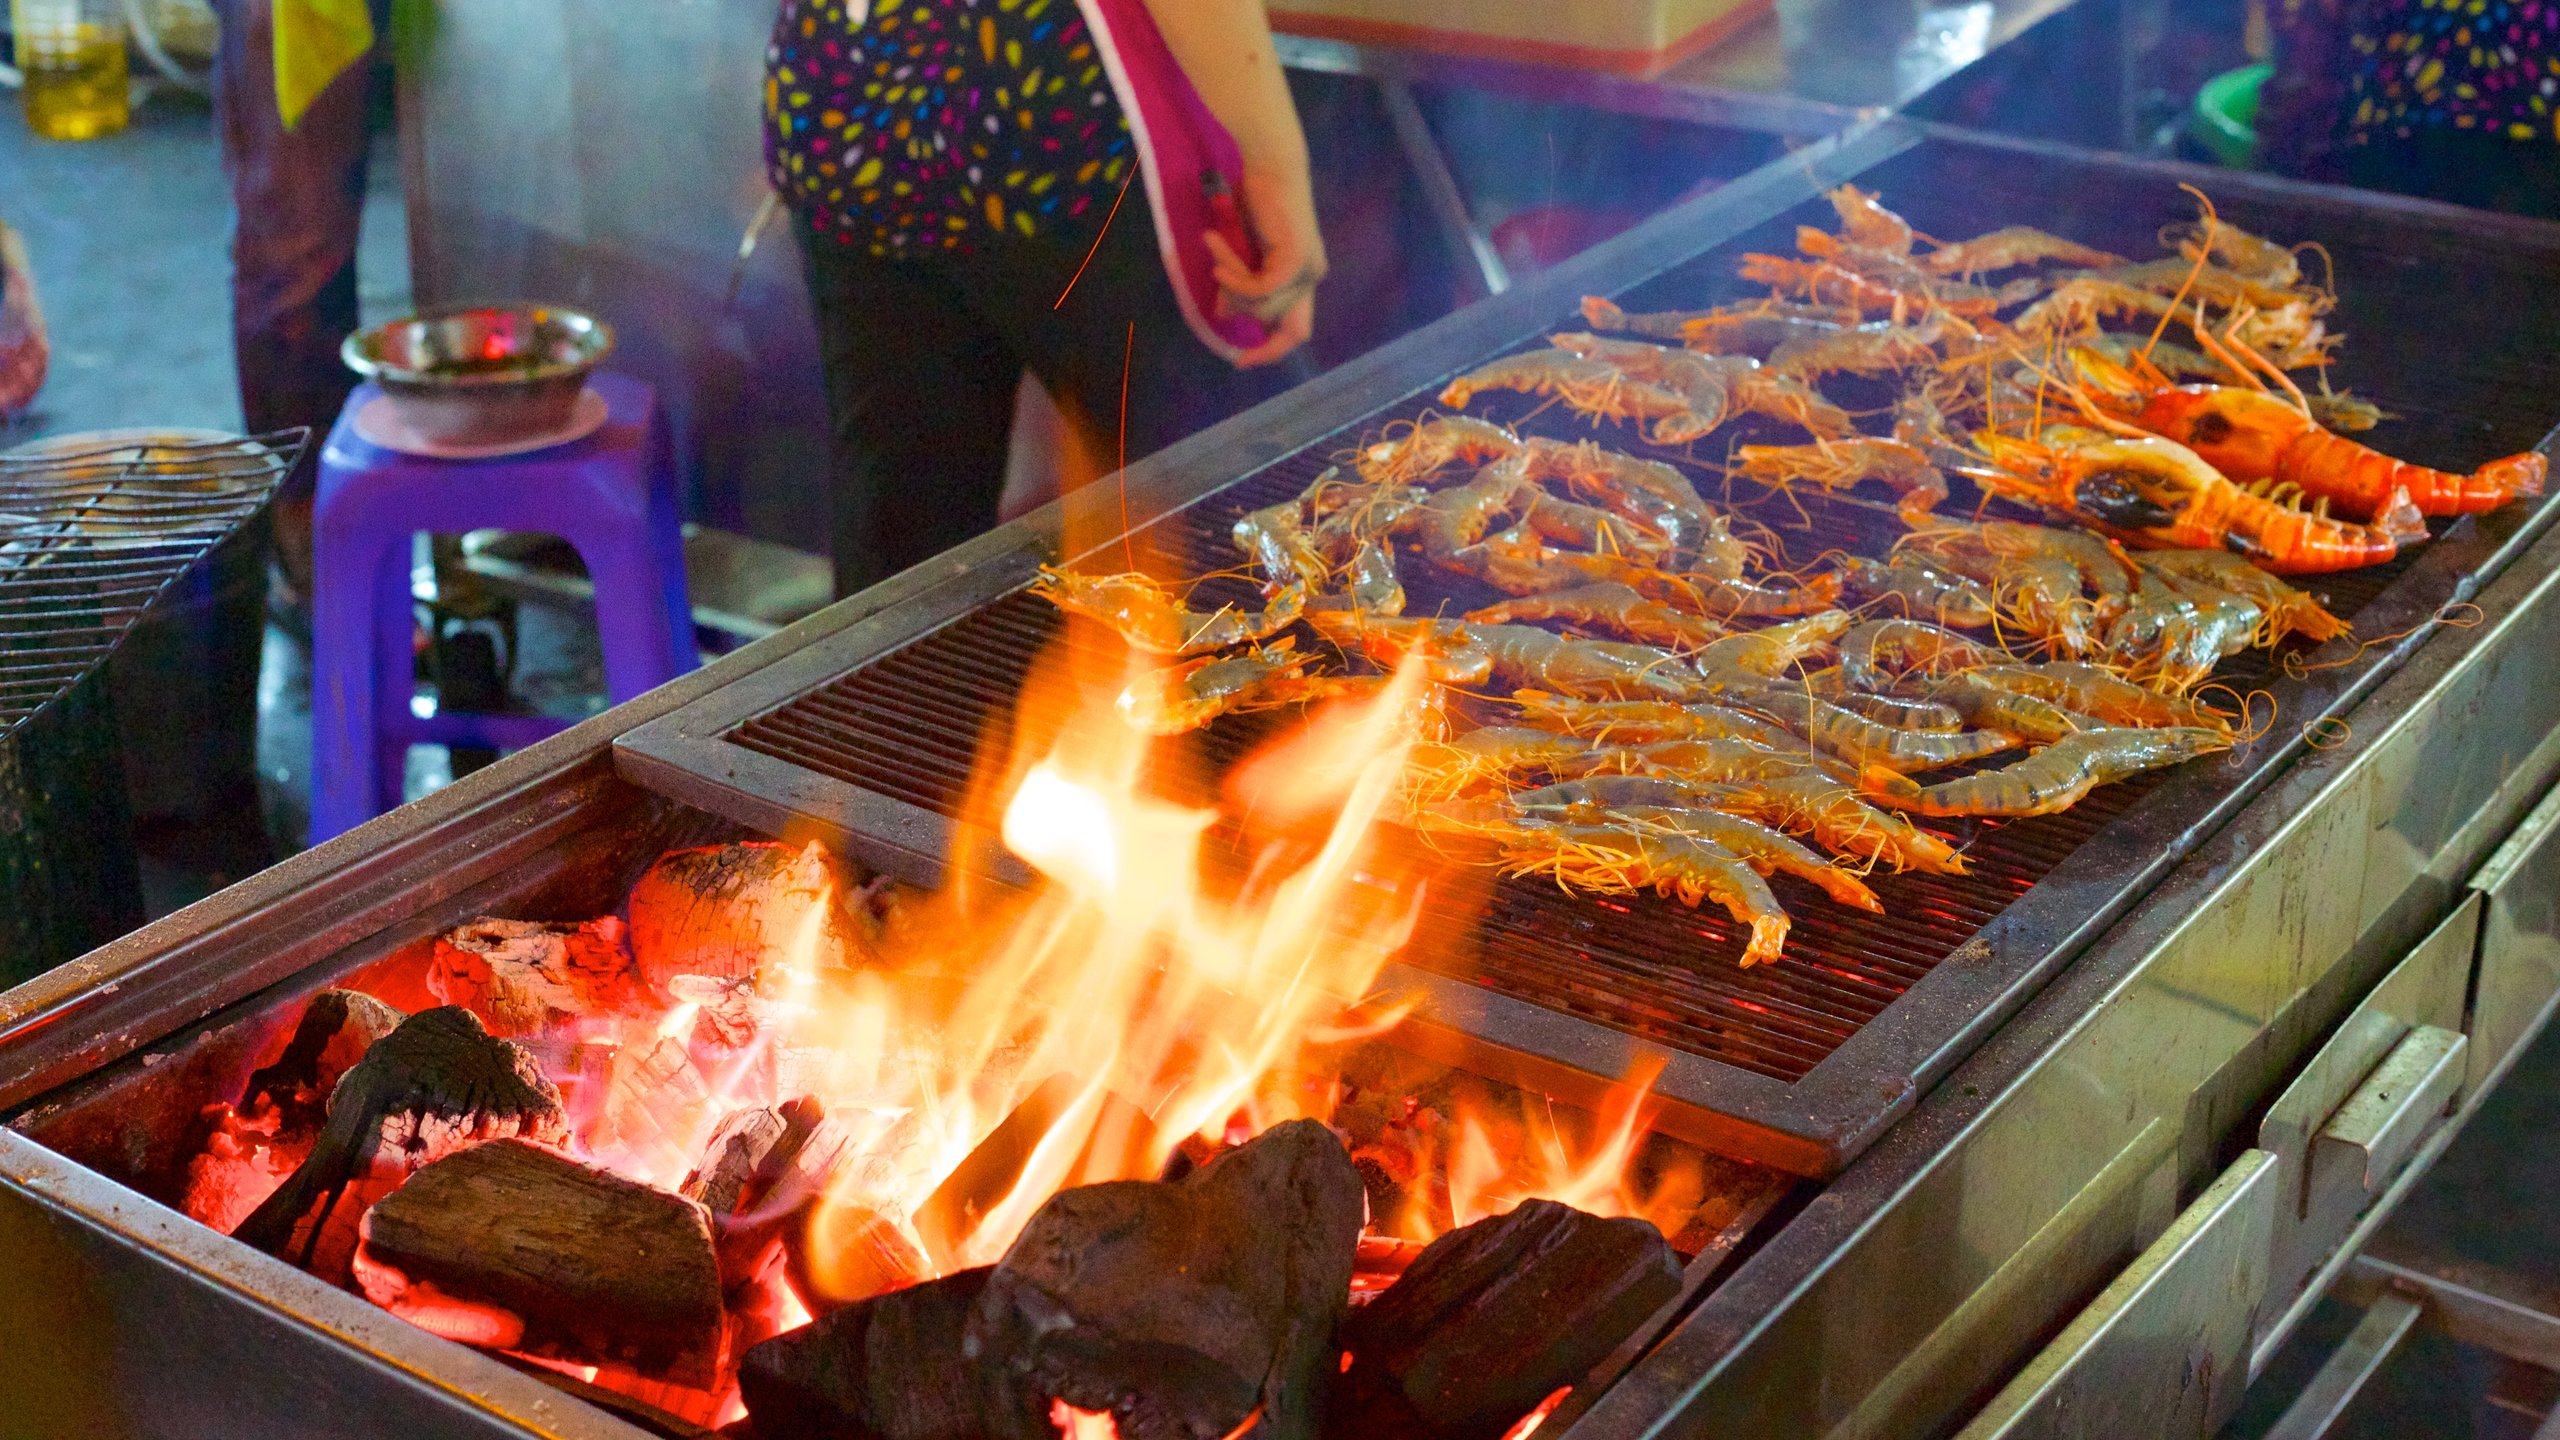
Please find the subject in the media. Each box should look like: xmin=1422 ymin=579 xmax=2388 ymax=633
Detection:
xmin=1374 ymin=77 xmax=1513 ymax=299
xmin=2260 ymin=1293 xmax=2425 ymax=1440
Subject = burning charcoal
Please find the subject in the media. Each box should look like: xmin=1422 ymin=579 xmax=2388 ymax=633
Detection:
xmin=626 ymin=841 xmax=865 ymax=997
xmin=913 ymin=1075 xmax=1161 ymax=1271
xmin=356 ymin=1138 xmax=726 ymax=1386
xmin=180 ymin=1100 xmax=309 ymax=1233
xmin=242 ymin=988 xmax=408 ymax=1131
xmin=427 ymin=917 xmax=646 ymax=1038
xmin=231 ymin=1006 xmax=567 ymax=1272
xmin=968 ymin=1117 xmax=1366 ymax=1440
xmin=1331 ymin=1200 xmax=1681 ymax=1440
xmin=684 ymin=1096 xmax=857 ymax=1294
xmin=740 ymin=1267 xmax=1047 ymax=1440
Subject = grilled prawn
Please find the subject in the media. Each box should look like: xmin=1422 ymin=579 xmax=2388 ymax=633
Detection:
xmin=1494 ymin=824 xmax=1793 ymax=966
xmin=1734 ymin=438 xmax=1949 ymax=519
xmin=1438 ymin=349 xmax=1711 ymax=445
xmin=1467 ymin=582 xmax=1728 ymax=651
xmin=1117 ymin=645 xmax=1379 ymax=736
xmin=1975 ymin=427 xmax=2425 ymax=575
xmin=1307 ymin=612 xmax=1698 ymax=701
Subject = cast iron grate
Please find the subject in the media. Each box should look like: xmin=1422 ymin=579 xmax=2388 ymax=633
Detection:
xmin=728 ymin=138 xmax=2557 ymax=1084
xmin=0 ymin=431 xmax=304 ymax=738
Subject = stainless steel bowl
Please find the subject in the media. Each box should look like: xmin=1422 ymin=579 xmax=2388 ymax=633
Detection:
xmin=341 ymin=305 xmax=614 ymax=448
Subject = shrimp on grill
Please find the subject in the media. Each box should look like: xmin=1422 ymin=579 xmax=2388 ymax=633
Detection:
xmin=1471 ymin=539 xmax=1840 ymax=620
xmin=1892 ymin=525 xmax=2105 ymax=656
xmin=1558 ymin=736 xmax=1883 ymax=793
xmin=2076 ymin=343 xmax=2546 ymax=519
xmin=1117 ymin=644 xmax=1380 ymax=736
xmin=1920 ymin=226 xmax=2128 ymax=278
xmin=1692 ymin=610 xmax=1856 ymax=687
xmin=1494 ymin=824 xmax=1793 ymax=966
xmin=1967 ymin=662 xmax=2231 ymax=731
xmin=1552 ymin=331 xmax=1861 ymax=440
xmin=1033 ymin=567 xmax=1306 ymax=656
xmin=2163 ymin=215 xmax=2304 ymax=288
xmin=1836 ymin=556 xmax=1999 ymax=628
xmin=1307 ymin=612 xmax=1699 ymax=701
xmin=1717 ymin=774 xmax=1970 ymax=874
xmin=1827 ymin=184 xmax=1918 ymax=254
xmin=1468 ymin=582 xmax=1728 ymax=651
xmin=1439 ymin=349 xmax=1713 ymax=445
xmin=1765 ymin=317 xmax=1950 ymax=380
xmin=1578 ymin=295 xmax=1861 ymax=352
xmin=1806 ymin=675 xmax=1969 ymax=732
xmin=1974 ymin=426 xmax=2426 ymax=575
xmin=1719 ymin=683 xmax=2023 ymax=774
xmin=1892 ymin=726 xmax=2232 ymax=817
xmin=1510 ymin=694 xmax=1804 ymax=752
xmin=1624 ymin=806 xmax=1885 ymax=913
xmin=2100 ymin=566 xmax=2260 ymax=691
xmin=1838 ymin=618 xmax=1999 ymax=692
xmin=1734 ymin=438 xmax=1949 ymax=520
xmin=1357 ymin=414 xmax=1526 ymax=486
xmin=2139 ymin=549 xmax=2348 ymax=645
xmin=1521 ymin=439 xmax=1736 ymax=569
xmin=1233 ymin=494 xmax=1331 ymax=595
xmin=1912 ymin=671 xmax=2101 ymax=746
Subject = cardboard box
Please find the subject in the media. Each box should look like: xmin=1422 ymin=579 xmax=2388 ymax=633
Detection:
xmin=1272 ymin=0 xmax=1774 ymax=78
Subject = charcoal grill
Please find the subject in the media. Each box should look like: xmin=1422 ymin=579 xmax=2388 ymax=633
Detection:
xmin=619 ymin=121 xmax=2560 ymax=1177
xmin=5 ymin=120 xmax=2560 ymax=1440
xmin=0 ymin=430 xmax=302 ymax=976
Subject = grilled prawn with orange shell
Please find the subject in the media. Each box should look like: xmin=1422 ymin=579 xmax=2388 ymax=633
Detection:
xmin=1970 ymin=425 xmax=2425 ymax=576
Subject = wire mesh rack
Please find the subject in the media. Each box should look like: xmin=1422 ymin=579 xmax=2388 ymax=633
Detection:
xmin=0 ymin=429 xmax=306 ymax=739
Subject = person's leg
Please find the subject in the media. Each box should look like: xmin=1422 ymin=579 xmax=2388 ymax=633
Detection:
xmin=972 ymin=194 xmax=1302 ymax=481
xmin=207 ymin=0 xmax=379 ymax=594
xmin=797 ymin=232 xmax=1023 ymax=595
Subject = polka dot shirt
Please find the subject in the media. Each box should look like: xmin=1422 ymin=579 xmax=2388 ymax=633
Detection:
xmin=2344 ymin=0 xmax=2560 ymax=142
xmin=764 ymin=0 xmax=1136 ymax=255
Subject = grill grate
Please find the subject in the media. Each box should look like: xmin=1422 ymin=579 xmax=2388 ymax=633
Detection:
xmin=0 ymin=431 xmax=304 ymax=739
xmin=727 ymin=138 xmax=2560 ymax=1087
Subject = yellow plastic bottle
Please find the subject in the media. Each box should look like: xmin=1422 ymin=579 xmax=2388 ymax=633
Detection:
xmin=12 ymin=0 xmax=130 ymax=140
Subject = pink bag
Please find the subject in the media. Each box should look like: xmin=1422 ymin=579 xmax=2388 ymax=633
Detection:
xmin=1075 ymin=0 xmax=1274 ymax=364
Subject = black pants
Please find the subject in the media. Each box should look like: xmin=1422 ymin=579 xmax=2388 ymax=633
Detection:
xmin=797 ymin=197 xmax=1295 ymax=597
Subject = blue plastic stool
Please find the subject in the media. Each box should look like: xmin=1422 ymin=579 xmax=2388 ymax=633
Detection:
xmin=310 ymin=371 xmax=692 ymax=842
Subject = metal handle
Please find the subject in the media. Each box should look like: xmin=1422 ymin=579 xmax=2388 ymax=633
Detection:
xmin=2310 ymin=1024 xmax=2466 ymax=1194
xmin=1955 ymin=1150 xmax=2277 ymax=1440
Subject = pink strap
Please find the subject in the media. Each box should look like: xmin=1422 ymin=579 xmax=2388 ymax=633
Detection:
xmin=1075 ymin=0 xmax=1274 ymax=363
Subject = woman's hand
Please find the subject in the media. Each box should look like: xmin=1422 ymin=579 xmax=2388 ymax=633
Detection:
xmin=1137 ymin=0 xmax=1326 ymax=368
xmin=1204 ymin=159 xmax=1325 ymax=367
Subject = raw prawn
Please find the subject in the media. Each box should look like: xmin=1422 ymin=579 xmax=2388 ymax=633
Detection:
xmin=1307 ymin=612 xmax=1698 ymax=700
xmin=2138 ymin=549 xmax=2348 ymax=644
xmin=1521 ymin=439 xmax=1736 ymax=568
xmin=1116 ymin=645 xmax=1379 ymax=736
xmin=1807 ymin=676 xmax=1969 ymax=733
xmin=1838 ymin=618 xmax=1999 ymax=692
xmin=1966 ymin=662 xmax=2230 ymax=731
xmin=1921 ymin=226 xmax=2127 ymax=277
xmin=1719 ymin=682 xmax=2023 ymax=774
xmin=1494 ymin=824 xmax=1792 ymax=965
xmin=1893 ymin=525 xmax=2107 ymax=655
xmin=1358 ymin=415 xmax=1524 ymax=486
xmin=1893 ymin=726 xmax=2231 ymax=817
xmin=1734 ymin=438 xmax=1949 ymax=519
xmin=1974 ymin=426 xmax=2425 ymax=575
xmin=2100 ymin=566 xmax=2259 ymax=690
xmin=1765 ymin=318 xmax=1948 ymax=379
xmin=1909 ymin=670 xmax=2100 ymax=746
xmin=1438 ymin=349 xmax=1711 ymax=444
xmin=1557 ymin=736 xmax=1876 ymax=792
xmin=1715 ymin=774 xmax=1970 ymax=874
xmin=1032 ymin=567 xmax=1305 ymax=655
xmin=1578 ymin=295 xmax=1861 ymax=353
xmin=1835 ymin=556 xmax=1998 ymax=628
xmin=1509 ymin=694 xmax=1803 ymax=752
xmin=1468 ymin=583 xmax=1728 ymax=650
xmin=1692 ymin=610 xmax=1855 ymax=686
xmin=1827 ymin=184 xmax=1917 ymax=254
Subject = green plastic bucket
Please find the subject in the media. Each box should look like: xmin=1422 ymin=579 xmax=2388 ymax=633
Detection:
xmin=2195 ymin=63 xmax=2273 ymax=167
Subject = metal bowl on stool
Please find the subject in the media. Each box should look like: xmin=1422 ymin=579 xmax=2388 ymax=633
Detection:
xmin=341 ymin=305 xmax=614 ymax=448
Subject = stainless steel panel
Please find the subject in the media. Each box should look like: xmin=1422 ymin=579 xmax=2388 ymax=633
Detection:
xmin=2258 ymin=894 xmax=2478 ymax=1319
xmin=2311 ymin=1025 xmax=2465 ymax=1194
xmin=1955 ymin=1150 xmax=2277 ymax=1440
xmin=0 ymin=1128 xmax=646 ymax=1439
xmin=2334 ymin=1254 xmax=2560 ymax=1373
xmin=2467 ymin=779 xmax=2560 ymax=1094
